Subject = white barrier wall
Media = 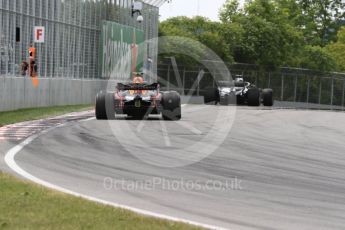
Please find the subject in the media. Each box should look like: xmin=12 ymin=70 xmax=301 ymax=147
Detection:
xmin=0 ymin=77 xmax=108 ymax=112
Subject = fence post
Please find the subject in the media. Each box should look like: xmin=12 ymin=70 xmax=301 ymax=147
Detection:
xmin=294 ymin=75 xmax=298 ymax=102
xmin=318 ymin=77 xmax=322 ymax=105
xmin=167 ymin=64 xmax=170 ymax=91
xmin=306 ymin=77 xmax=310 ymax=104
xmin=330 ymin=75 xmax=334 ymax=107
xmin=213 ymin=68 xmax=217 ymax=88
xmin=197 ymin=67 xmax=201 ymax=96
xmin=281 ymin=74 xmax=284 ymax=101
xmin=212 ymin=75 xmax=215 ymax=88
xmin=341 ymin=79 xmax=345 ymax=110
xmin=182 ymin=67 xmax=186 ymax=96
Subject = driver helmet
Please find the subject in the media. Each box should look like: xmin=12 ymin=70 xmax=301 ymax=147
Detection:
xmin=133 ymin=76 xmax=144 ymax=84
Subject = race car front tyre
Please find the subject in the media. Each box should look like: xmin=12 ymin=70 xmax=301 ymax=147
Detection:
xmin=162 ymin=91 xmax=182 ymax=121
xmin=95 ymin=91 xmax=115 ymax=120
xmin=262 ymin=88 xmax=274 ymax=106
xmin=247 ymin=88 xmax=260 ymax=106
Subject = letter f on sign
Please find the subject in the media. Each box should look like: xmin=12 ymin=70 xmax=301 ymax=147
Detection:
xmin=34 ymin=27 xmax=45 ymax=43
xmin=36 ymin=29 xmax=42 ymax=40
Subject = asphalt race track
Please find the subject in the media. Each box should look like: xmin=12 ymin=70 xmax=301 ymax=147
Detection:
xmin=3 ymin=105 xmax=345 ymax=230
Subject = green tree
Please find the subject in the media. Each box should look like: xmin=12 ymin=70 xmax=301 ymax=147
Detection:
xmin=299 ymin=45 xmax=337 ymax=71
xmin=217 ymin=0 xmax=339 ymax=71
xmin=159 ymin=16 xmax=233 ymax=65
xmin=219 ymin=0 xmax=241 ymax=23
xmin=326 ymin=26 xmax=345 ymax=71
xmin=297 ymin=0 xmax=345 ymax=46
xmin=158 ymin=0 xmax=343 ymax=72
xmin=219 ymin=0 xmax=303 ymax=69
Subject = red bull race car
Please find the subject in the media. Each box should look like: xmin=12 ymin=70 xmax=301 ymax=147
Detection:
xmin=95 ymin=76 xmax=181 ymax=120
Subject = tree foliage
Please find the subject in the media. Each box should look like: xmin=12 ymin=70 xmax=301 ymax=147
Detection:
xmin=159 ymin=0 xmax=345 ymax=72
xmin=299 ymin=45 xmax=337 ymax=71
xmin=159 ymin=16 xmax=233 ymax=65
xmin=297 ymin=0 xmax=345 ymax=46
xmin=326 ymin=27 xmax=345 ymax=71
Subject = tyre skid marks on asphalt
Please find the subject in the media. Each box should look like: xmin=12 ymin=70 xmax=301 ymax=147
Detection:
xmin=0 ymin=111 xmax=94 ymax=141
xmin=4 ymin=108 xmax=228 ymax=230
xmin=135 ymin=104 xmax=203 ymax=147
xmin=0 ymin=105 xmax=193 ymax=141
xmin=1 ymin=105 xmax=194 ymax=141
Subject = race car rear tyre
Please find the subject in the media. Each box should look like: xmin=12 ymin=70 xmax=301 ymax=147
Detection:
xmin=162 ymin=91 xmax=181 ymax=121
xmin=247 ymin=88 xmax=260 ymax=106
xmin=262 ymin=88 xmax=274 ymax=106
xmin=95 ymin=91 xmax=115 ymax=120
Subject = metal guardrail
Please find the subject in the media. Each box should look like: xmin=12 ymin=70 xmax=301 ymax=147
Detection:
xmin=157 ymin=63 xmax=345 ymax=110
xmin=0 ymin=77 xmax=107 ymax=112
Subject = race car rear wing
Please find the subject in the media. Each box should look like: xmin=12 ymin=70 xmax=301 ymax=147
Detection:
xmin=117 ymin=83 xmax=159 ymax=91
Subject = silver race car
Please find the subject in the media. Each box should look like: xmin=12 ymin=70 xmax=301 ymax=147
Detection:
xmin=203 ymin=77 xmax=274 ymax=106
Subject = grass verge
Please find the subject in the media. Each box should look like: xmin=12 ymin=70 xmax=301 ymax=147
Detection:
xmin=0 ymin=172 xmax=200 ymax=230
xmin=0 ymin=105 xmax=93 ymax=127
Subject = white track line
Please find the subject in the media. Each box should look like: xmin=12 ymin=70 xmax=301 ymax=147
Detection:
xmin=159 ymin=120 xmax=171 ymax=147
xmin=0 ymin=137 xmax=22 ymax=141
xmin=79 ymin=117 xmax=96 ymax=122
xmin=136 ymin=104 xmax=187 ymax=133
xmin=178 ymin=121 xmax=203 ymax=135
xmin=4 ymin=117 xmax=228 ymax=230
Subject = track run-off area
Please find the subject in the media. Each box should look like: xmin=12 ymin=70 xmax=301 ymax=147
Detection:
xmin=1 ymin=104 xmax=345 ymax=230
